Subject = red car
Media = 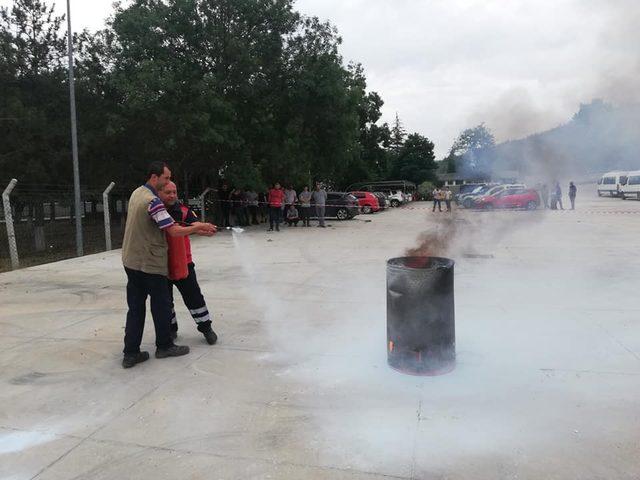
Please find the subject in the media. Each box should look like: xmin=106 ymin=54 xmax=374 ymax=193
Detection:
xmin=475 ymin=187 xmax=540 ymax=210
xmin=349 ymin=191 xmax=381 ymax=214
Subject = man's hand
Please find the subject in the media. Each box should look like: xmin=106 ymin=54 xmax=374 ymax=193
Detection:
xmin=193 ymin=222 xmax=217 ymax=236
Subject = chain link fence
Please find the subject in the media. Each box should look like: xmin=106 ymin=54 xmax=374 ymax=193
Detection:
xmin=0 ymin=179 xmax=129 ymax=272
xmin=0 ymin=179 xmax=230 ymax=273
xmin=0 ymin=180 xmax=306 ymax=273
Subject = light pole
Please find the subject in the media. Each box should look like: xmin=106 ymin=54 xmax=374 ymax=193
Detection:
xmin=66 ymin=0 xmax=83 ymax=256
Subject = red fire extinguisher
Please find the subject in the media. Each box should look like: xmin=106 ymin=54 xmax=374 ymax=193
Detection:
xmin=167 ymin=233 xmax=188 ymax=281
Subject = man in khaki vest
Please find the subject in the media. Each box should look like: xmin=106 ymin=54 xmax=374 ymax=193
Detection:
xmin=121 ymin=161 xmax=216 ymax=368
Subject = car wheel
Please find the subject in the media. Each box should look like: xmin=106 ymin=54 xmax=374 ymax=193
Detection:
xmin=336 ymin=208 xmax=349 ymax=220
xmin=391 ymin=200 xmax=400 ymax=208
xmin=622 ymin=194 xmax=627 ymax=200
xmin=597 ymin=191 xmax=602 ymax=197
xmin=526 ymin=201 xmax=538 ymax=210
xmin=363 ymin=205 xmax=372 ymax=214
xmin=484 ymin=203 xmax=494 ymax=211
xmin=637 ymin=193 xmax=640 ymax=201
xmin=463 ymin=198 xmax=473 ymax=209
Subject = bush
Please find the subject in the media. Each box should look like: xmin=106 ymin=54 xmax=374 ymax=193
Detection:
xmin=418 ymin=181 xmax=435 ymax=200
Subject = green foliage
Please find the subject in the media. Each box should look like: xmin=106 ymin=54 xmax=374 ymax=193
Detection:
xmin=418 ymin=180 xmax=435 ymax=196
xmin=0 ymin=0 xmax=69 ymax=185
xmin=0 ymin=0 xmax=416 ymax=193
xmin=389 ymin=113 xmax=406 ymax=152
xmin=444 ymin=123 xmax=496 ymax=174
xmin=389 ymin=133 xmax=437 ymax=184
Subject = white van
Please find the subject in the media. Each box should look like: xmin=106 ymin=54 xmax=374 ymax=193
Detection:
xmin=597 ymin=171 xmax=628 ymax=197
xmin=621 ymin=171 xmax=640 ymax=200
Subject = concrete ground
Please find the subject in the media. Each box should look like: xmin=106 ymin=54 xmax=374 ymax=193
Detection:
xmin=2 ymin=189 xmax=640 ymax=480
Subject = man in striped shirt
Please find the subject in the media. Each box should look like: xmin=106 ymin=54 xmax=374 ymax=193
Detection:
xmin=121 ymin=162 xmax=216 ymax=369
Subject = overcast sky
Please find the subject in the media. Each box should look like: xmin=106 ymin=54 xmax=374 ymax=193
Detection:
xmin=3 ymin=0 xmax=638 ymax=157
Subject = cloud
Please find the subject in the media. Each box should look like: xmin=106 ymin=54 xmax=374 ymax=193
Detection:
xmin=296 ymin=0 xmax=640 ymax=156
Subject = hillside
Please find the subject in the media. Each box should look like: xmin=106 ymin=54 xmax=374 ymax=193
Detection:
xmin=492 ymin=100 xmax=640 ymax=179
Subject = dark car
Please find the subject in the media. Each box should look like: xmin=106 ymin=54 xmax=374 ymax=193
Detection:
xmin=307 ymin=192 xmax=359 ymax=220
xmin=373 ymin=192 xmax=389 ymax=210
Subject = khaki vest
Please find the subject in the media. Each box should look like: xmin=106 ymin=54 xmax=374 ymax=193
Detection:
xmin=122 ymin=185 xmax=169 ymax=276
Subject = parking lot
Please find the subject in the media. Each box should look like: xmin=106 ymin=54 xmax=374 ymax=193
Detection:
xmin=2 ymin=188 xmax=640 ymax=480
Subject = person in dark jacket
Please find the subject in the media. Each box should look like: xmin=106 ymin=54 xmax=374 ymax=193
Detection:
xmin=218 ymin=183 xmax=231 ymax=228
xmin=568 ymin=182 xmax=577 ymax=210
xmin=230 ymin=187 xmax=248 ymax=226
xmin=158 ymin=181 xmax=218 ymax=345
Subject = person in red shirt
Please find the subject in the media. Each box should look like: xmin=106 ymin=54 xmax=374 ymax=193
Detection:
xmin=158 ymin=181 xmax=218 ymax=345
xmin=268 ymin=182 xmax=285 ymax=232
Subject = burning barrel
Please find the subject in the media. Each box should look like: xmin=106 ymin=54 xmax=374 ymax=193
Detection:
xmin=387 ymin=256 xmax=455 ymax=375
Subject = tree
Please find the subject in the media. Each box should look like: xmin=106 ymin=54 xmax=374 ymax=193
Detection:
xmin=0 ymin=0 xmax=69 ymax=184
xmin=338 ymin=62 xmax=391 ymax=186
xmin=444 ymin=123 xmax=495 ymax=175
xmin=389 ymin=133 xmax=437 ymax=184
xmin=0 ymin=0 xmax=399 ymax=196
xmin=389 ymin=113 xmax=406 ymax=151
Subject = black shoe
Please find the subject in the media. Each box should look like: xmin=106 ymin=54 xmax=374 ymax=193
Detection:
xmin=155 ymin=344 xmax=190 ymax=359
xmin=268 ymin=228 xmax=273 ymax=231
xmin=276 ymin=226 xmax=280 ymax=231
xmin=200 ymin=326 xmax=218 ymax=345
xmin=122 ymin=351 xmax=150 ymax=369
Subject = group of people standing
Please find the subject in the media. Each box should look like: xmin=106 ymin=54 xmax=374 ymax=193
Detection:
xmin=539 ymin=181 xmax=578 ymax=210
xmin=266 ymin=182 xmax=328 ymax=231
xmin=217 ymin=182 xmax=329 ymax=231
xmin=431 ymin=186 xmax=454 ymax=212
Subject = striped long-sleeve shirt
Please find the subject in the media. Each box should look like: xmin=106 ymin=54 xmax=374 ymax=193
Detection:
xmin=147 ymin=194 xmax=175 ymax=230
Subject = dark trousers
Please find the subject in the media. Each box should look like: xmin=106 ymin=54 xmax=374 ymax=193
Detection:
xmin=286 ymin=218 xmax=299 ymax=226
xmin=569 ymin=196 xmax=576 ymax=210
xmin=124 ymin=267 xmax=173 ymax=354
xmin=300 ymin=206 xmax=311 ymax=226
xmin=232 ymin=206 xmax=248 ymax=226
xmin=432 ymin=199 xmax=442 ymax=211
xmin=221 ymin=204 xmax=231 ymax=227
xmin=169 ymin=263 xmax=211 ymax=333
xmin=248 ymin=205 xmax=259 ymax=224
xmin=269 ymin=206 xmax=282 ymax=228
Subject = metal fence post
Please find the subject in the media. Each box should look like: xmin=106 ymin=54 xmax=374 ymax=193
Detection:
xmin=199 ymin=187 xmax=212 ymax=222
xmin=103 ymin=182 xmax=115 ymax=251
xmin=2 ymin=179 xmax=19 ymax=270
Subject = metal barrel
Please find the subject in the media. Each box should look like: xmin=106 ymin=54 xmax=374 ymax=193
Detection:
xmin=387 ymin=256 xmax=455 ymax=376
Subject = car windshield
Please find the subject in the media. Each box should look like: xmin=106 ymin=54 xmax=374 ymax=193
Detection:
xmin=471 ymin=186 xmax=484 ymax=194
